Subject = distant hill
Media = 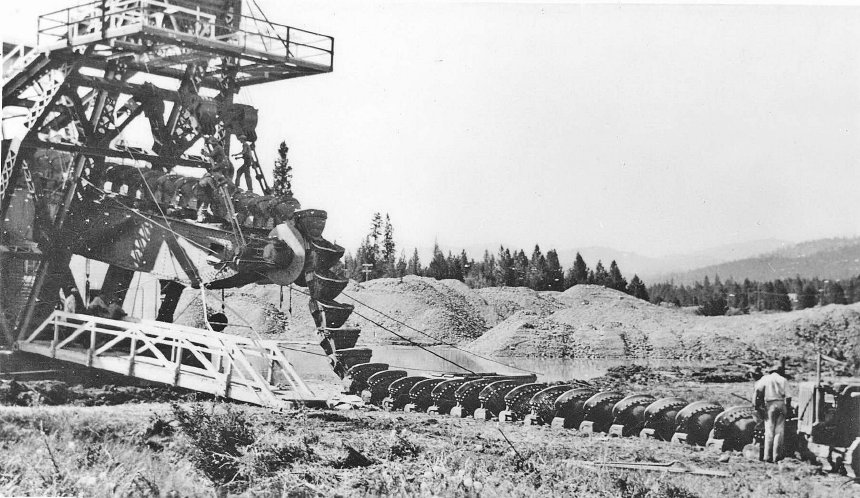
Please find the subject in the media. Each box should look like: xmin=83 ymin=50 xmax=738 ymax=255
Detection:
xmin=433 ymin=239 xmax=789 ymax=282
xmin=557 ymin=239 xmax=789 ymax=282
xmin=657 ymin=237 xmax=860 ymax=285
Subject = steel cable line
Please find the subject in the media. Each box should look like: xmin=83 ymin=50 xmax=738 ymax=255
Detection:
xmin=272 ymin=281 xmax=477 ymax=374
xmin=277 ymin=345 xmax=470 ymax=375
xmin=339 ymin=290 xmax=538 ymax=375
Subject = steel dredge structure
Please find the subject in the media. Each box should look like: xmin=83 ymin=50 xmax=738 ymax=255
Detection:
xmin=1 ymin=0 xmax=857 ymax=478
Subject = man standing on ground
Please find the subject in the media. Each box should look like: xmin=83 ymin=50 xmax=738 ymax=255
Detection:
xmin=754 ymin=361 xmax=787 ymax=462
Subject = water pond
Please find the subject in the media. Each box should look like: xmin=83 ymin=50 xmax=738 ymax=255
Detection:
xmin=281 ymin=344 xmax=706 ymax=383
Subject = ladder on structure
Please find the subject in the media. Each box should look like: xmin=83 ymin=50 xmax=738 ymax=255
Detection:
xmin=17 ymin=311 xmax=326 ymax=408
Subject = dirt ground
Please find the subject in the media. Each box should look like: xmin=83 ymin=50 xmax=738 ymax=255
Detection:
xmin=0 ymin=373 xmax=857 ymax=497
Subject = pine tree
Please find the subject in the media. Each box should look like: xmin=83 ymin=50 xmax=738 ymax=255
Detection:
xmin=514 ymin=250 xmax=529 ymax=287
xmin=773 ymin=279 xmax=792 ymax=311
xmin=762 ymin=281 xmax=776 ymax=310
xmin=382 ymin=214 xmax=395 ymax=265
xmin=496 ymin=246 xmax=515 ymax=286
xmin=592 ymin=260 xmax=609 ymax=286
xmin=395 ymin=250 xmax=408 ymax=279
xmin=447 ymin=251 xmax=464 ymax=281
xmin=343 ymin=251 xmax=360 ymax=281
xmin=545 ymin=249 xmax=564 ymax=291
xmin=797 ymin=283 xmax=818 ymax=309
xmin=566 ymin=252 xmax=589 ymax=288
xmin=607 ymin=260 xmax=628 ymax=292
xmin=370 ymin=212 xmax=382 ymax=256
xmin=698 ymin=294 xmax=728 ymax=316
xmin=627 ymin=275 xmax=649 ymax=301
xmin=481 ymin=250 xmax=497 ymax=287
xmin=821 ymin=281 xmax=847 ymax=305
xmin=427 ymin=242 xmax=448 ymax=280
xmin=272 ymin=141 xmax=292 ymax=196
xmin=407 ymin=248 xmax=422 ymax=276
xmin=527 ymin=245 xmax=547 ymax=290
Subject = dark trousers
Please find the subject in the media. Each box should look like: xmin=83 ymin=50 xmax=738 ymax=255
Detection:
xmin=235 ymin=163 xmax=253 ymax=191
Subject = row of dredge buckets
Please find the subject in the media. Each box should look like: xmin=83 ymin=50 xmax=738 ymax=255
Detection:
xmin=336 ymin=363 xmax=859 ymax=478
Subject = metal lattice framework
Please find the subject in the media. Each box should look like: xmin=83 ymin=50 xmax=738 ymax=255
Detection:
xmin=20 ymin=310 xmax=320 ymax=405
xmin=0 ymin=1 xmax=362 ymax=408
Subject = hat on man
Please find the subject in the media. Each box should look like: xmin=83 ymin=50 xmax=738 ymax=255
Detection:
xmin=770 ymin=360 xmax=785 ymax=374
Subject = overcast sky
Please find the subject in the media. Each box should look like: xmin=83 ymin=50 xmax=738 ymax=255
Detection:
xmin=3 ymin=1 xmax=860 ymax=261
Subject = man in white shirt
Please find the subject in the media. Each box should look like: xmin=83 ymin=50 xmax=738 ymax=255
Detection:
xmin=62 ymin=287 xmax=79 ymax=314
xmin=754 ymin=362 xmax=787 ymax=463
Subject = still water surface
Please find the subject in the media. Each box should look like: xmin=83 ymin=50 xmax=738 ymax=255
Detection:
xmin=281 ymin=344 xmax=705 ymax=382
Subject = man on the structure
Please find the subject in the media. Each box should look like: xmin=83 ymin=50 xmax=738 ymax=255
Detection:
xmin=754 ymin=361 xmax=787 ymax=463
xmin=198 ymin=137 xmax=231 ymax=221
xmin=108 ymin=300 xmax=128 ymax=321
xmin=233 ymin=134 xmax=254 ymax=191
xmin=61 ymin=287 xmax=81 ymax=314
xmin=88 ymin=290 xmax=110 ymax=317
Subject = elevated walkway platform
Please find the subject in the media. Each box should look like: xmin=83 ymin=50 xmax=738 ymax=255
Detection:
xmin=5 ymin=0 xmax=333 ymax=97
xmin=17 ymin=311 xmax=326 ymax=408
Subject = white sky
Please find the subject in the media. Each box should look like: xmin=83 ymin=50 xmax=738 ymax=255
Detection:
xmin=3 ymin=1 xmax=860 ymax=261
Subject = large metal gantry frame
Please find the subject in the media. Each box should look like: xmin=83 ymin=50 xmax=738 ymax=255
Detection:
xmin=0 ymin=0 xmax=333 ymax=404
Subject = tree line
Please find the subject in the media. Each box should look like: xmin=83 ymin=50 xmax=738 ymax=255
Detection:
xmin=647 ymin=275 xmax=860 ymax=316
xmin=341 ymin=214 xmax=649 ymax=301
xmin=340 ymin=214 xmax=858 ymax=315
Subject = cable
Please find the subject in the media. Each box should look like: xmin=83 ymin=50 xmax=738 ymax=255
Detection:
xmin=349 ymin=308 xmax=476 ymax=374
xmin=81 ymin=177 xmax=215 ymax=256
xmin=339 ymin=290 xmax=538 ymax=374
xmin=277 ymin=345 xmax=468 ymax=375
xmin=282 ymin=283 xmax=477 ymax=374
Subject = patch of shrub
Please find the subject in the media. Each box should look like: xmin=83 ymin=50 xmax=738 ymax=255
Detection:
xmin=387 ymin=431 xmax=421 ymax=460
xmin=240 ymin=439 xmax=316 ymax=477
xmin=135 ymin=412 xmax=175 ymax=451
xmin=172 ymin=403 xmax=255 ymax=487
xmin=74 ymin=442 xmax=103 ymax=468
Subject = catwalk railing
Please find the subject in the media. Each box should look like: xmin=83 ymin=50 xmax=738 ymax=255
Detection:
xmin=18 ymin=310 xmax=323 ymax=407
xmin=36 ymin=0 xmax=333 ymax=70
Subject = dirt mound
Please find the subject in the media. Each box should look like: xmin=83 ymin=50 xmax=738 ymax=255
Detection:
xmin=474 ymin=287 xmax=568 ymax=323
xmin=471 ymin=285 xmax=860 ymax=365
xmin=173 ymin=287 xmax=318 ymax=342
xmin=338 ymin=277 xmax=489 ymax=345
xmin=172 ymin=276 xmax=491 ymax=346
xmin=170 ymin=277 xmax=859 ymax=366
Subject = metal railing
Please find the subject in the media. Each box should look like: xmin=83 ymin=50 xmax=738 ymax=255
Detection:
xmin=19 ymin=310 xmax=320 ymax=406
xmin=36 ymin=0 xmax=333 ymax=69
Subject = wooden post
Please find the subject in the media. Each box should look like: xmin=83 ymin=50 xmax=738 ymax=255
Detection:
xmin=86 ymin=328 xmax=95 ymax=367
xmin=128 ymin=336 xmax=136 ymax=377
xmin=173 ymin=345 xmax=183 ymax=386
xmin=267 ymin=357 xmax=275 ymax=384
xmin=222 ymin=360 xmax=233 ymax=397
xmin=51 ymin=319 xmax=59 ymax=358
xmin=816 ymin=352 xmax=822 ymax=387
